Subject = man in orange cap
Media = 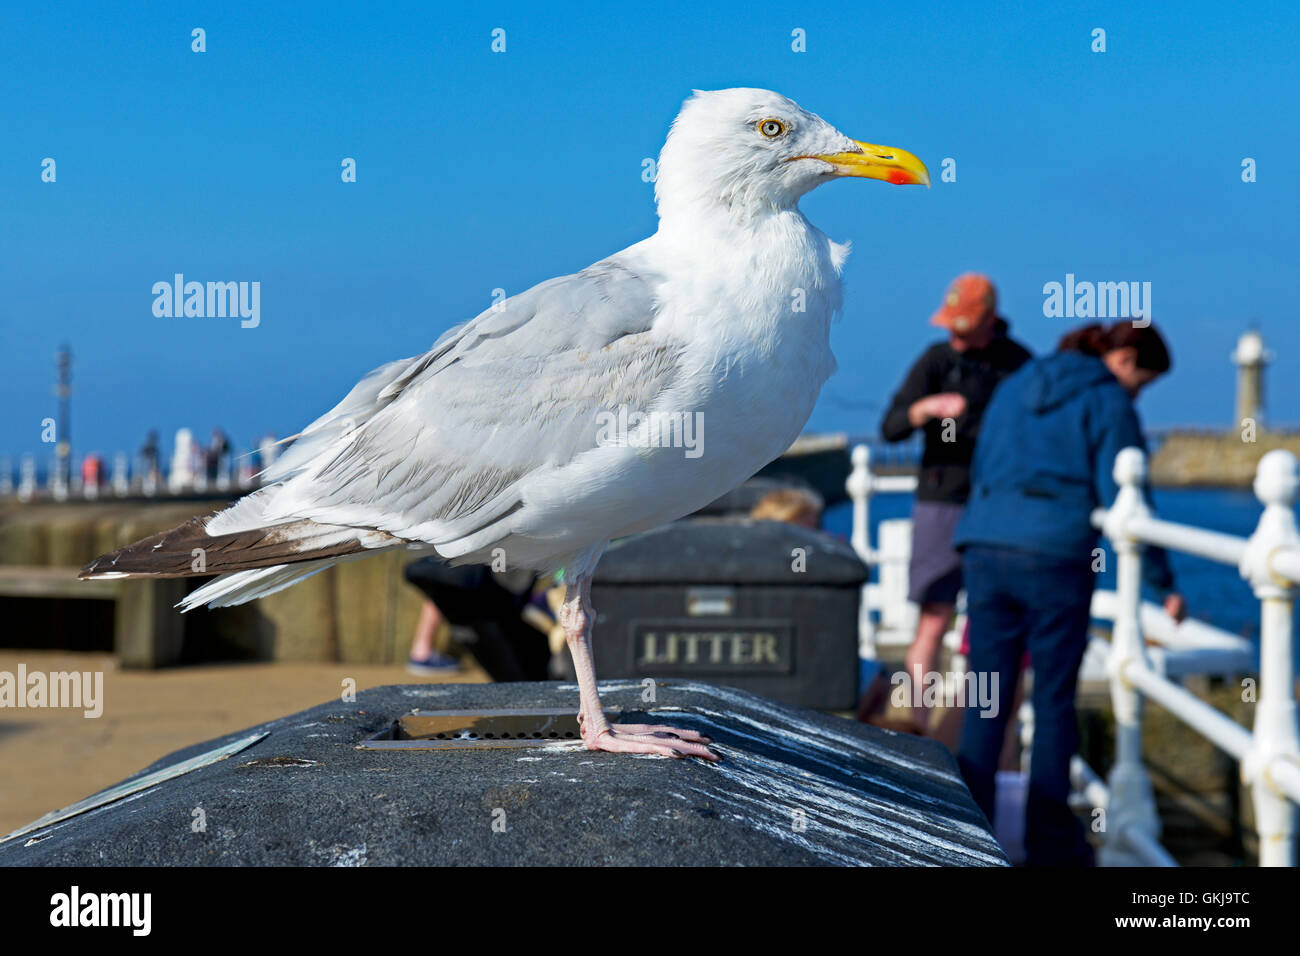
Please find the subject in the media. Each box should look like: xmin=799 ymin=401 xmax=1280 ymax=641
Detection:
xmin=879 ymin=274 xmax=1032 ymax=726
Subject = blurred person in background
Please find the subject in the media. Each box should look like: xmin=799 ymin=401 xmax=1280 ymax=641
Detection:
xmin=402 ymin=560 xmax=549 ymax=680
xmin=403 ymin=589 xmax=464 ymax=675
xmin=749 ymin=487 xmax=822 ymax=528
xmin=80 ymin=453 xmax=103 ymax=496
xmin=880 ymin=274 xmax=1032 ymax=726
xmin=205 ymin=427 xmax=230 ymax=486
xmin=953 ymin=320 xmax=1185 ymax=867
xmin=139 ymin=430 xmax=161 ymax=489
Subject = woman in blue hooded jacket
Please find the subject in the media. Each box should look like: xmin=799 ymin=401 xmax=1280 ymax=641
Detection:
xmin=953 ymin=320 xmax=1184 ymax=866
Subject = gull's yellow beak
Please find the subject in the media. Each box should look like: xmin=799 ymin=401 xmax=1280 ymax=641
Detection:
xmin=797 ymin=140 xmax=930 ymax=186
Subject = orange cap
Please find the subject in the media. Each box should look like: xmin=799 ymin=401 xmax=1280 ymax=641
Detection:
xmin=931 ymin=273 xmax=997 ymax=334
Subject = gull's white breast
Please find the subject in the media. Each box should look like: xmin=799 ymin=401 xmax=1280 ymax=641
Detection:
xmin=498 ymin=211 xmax=846 ymax=567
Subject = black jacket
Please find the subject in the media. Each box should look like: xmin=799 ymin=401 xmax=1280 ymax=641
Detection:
xmin=880 ymin=320 xmax=1032 ymax=504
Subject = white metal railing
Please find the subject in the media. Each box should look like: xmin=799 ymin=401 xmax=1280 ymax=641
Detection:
xmin=1091 ymin=446 xmax=1300 ymax=867
xmin=846 ymin=442 xmax=1300 ymax=867
xmin=847 ymin=445 xmax=928 ymax=660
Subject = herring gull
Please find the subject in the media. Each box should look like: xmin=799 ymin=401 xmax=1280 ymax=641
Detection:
xmin=82 ymin=88 xmax=929 ymax=760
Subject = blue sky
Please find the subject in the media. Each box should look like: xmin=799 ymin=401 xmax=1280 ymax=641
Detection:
xmin=3 ymin=1 xmax=1298 ymax=464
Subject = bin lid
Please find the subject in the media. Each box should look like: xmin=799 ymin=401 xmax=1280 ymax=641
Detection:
xmin=593 ymin=518 xmax=868 ymax=586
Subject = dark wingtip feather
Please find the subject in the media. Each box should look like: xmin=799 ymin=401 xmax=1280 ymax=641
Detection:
xmin=79 ymin=514 xmax=391 ymax=581
xmin=80 ymin=517 xmax=214 ymax=579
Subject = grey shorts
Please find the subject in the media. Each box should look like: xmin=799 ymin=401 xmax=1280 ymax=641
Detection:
xmin=908 ymin=500 xmax=965 ymax=605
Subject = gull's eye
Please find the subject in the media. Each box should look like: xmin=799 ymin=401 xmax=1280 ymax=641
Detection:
xmin=757 ymin=118 xmax=786 ymax=138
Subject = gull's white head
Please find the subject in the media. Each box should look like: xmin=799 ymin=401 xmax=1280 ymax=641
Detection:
xmin=654 ymin=88 xmax=929 ymax=225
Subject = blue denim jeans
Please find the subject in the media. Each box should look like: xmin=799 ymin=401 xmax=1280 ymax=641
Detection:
xmin=957 ymin=545 xmax=1096 ymax=866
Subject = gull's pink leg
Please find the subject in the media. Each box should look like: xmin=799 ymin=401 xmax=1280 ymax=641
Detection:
xmin=562 ymin=573 xmax=718 ymax=761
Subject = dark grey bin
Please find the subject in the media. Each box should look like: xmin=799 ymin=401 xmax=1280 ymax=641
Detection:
xmin=572 ymin=518 xmax=868 ymax=709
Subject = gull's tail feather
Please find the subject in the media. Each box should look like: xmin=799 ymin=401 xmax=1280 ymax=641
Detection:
xmin=79 ymin=514 xmax=403 ymax=583
xmin=177 ymin=559 xmax=337 ymax=611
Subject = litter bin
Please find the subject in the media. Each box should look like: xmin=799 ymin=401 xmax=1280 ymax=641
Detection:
xmin=570 ymin=517 xmax=867 ymax=709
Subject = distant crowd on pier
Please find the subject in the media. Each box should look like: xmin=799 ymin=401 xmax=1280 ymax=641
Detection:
xmin=1 ymin=428 xmax=282 ymax=501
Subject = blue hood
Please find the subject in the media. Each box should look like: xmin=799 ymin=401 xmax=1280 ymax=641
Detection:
xmin=1019 ymin=352 xmax=1117 ymax=414
xmin=953 ymin=348 xmax=1175 ymax=594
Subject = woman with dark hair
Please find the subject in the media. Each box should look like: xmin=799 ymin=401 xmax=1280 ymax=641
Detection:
xmin=952 ymin=320 xmax=1184 ymax=866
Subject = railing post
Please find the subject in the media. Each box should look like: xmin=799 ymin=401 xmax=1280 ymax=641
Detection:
xmin=847 ymin=444 xmax=878 ymax=660
xmin=1099 ymin=447 xmax=1162 ymax=865
xmin=51 ymin=457 xmax=68 ymax=501
xmin=17 ymin=454 xmax=36 ymax=501
xmin=1018 ymin=698 xmax=1035 ymax=776
xmin=1239 ymin=449 xmax=1300 ymax=867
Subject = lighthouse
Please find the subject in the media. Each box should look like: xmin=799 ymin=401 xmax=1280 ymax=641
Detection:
xmin=1232 ymin=329 xmax=1272 ymax=429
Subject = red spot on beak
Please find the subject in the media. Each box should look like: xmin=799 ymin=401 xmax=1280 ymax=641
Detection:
xmin=887 ymin=170 xmax=912 ymax=185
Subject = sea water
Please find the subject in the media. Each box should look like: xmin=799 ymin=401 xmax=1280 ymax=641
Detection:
xmin=823 ymin=486 xmax=1299 ymax=673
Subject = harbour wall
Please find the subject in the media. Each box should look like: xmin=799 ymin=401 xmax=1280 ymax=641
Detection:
xmin=1150 ymin=430 xmax=1300 ymax=488
xmin=0 ymin=499 xmax=427 ymax=665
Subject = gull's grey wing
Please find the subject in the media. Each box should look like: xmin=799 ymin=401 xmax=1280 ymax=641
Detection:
xmin=213 ymin=259 xmax=683 ymax=549
xmin=378 ymin=260 xmax=663 ymax=401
